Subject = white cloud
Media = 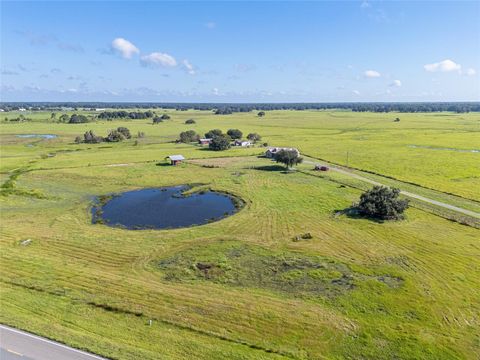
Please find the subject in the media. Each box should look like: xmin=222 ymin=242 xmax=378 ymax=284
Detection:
xmin=182 ymin=59 xmax=195 ymax=75
xmin=424 ymin=59 xmax=461 ymax=73
xmin=205 ymin=22 xmax=216 ymax=29
xmin=465 ymin=68 xmax=476 ymax=76
xmin=360 ymin=1 xmax=371 ymax=8
xmin=111 ymin=38 xmax=139 ymax=59
xmin=212 ymin=87 xmax=220 ymax=95
xmin=390 ymin=79 xmax=402 ymax=87
xmin=141 ymin=52 xmax=177 ymax=67
xmin=364 ymin=70 xmax=381 ymax=78
xmin=352 ymin=90 xmax=360 ymax=95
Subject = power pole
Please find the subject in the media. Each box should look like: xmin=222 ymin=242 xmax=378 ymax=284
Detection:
xmin=346 ymin=151 xmax=349 ymax=168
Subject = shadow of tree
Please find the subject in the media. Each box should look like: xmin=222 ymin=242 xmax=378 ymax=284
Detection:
xmin=333 ymin=207 xmax=385 ymax=223
xmin=250 ymin=165 xmax=287 ymax=172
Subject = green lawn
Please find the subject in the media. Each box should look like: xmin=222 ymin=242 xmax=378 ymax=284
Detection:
xmin=1 ymin=110 xmax=479 ymax=359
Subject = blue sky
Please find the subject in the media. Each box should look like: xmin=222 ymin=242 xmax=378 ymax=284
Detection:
xmin=1 ymin=1 xmax=479 ymax=102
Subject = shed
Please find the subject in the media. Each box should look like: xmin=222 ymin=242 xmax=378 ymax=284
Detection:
xmin=199 ymin=138 xmax=212 ymax=145
xmin=166 ymin=155 xmax=185 ymax=165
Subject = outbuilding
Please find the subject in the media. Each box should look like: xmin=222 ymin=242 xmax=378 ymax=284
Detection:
xmin=198 ymin=138 xmax=212 ymax=145
xmin=166 ymin=155 xmax=185 ymax=165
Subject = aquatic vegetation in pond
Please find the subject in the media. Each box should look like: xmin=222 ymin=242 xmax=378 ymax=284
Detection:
xmin=92 ymin=186 xmax=242 ymax=230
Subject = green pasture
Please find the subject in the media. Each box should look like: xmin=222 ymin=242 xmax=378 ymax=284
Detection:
xmin=0 ymin=110 xmax=479 ymax=359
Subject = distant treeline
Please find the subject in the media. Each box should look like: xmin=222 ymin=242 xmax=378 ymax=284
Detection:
xmin=97 ymin=111 xmax=155 ymax=120
xmin=1 ymin=102 xmax=479 ymax=113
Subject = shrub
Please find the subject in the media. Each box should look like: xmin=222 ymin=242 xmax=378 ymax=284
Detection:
xmin=209 ymin=134 xmax=231 ymax=151
xmin=160 ymin=114 xmax=171 ymax=120
xmin=83 ymin=130 xmax=103 ymax=144
xmin=153 ymin=117 xmax=163 ymax=124
xmin=247 ymin=133 xmax=262 ymax=142
xmin=69 ymin=114 xmax=89 ymax=123
xmin=117 ymin=127 xmax=131 ymax=139
xmin=74 ymin=136 xmax=82 ymax=144
xmin=204 ymin=129 xmax=223 ymax=139
xmin=137 ymin=131 xmax=145 ymax=138
xmin=178 ymin=130 xmax=200 ymax=143
xmin=257 ymin=111 xmax=265 ymax=117
xmin=357 ymin=186 xmax=409 ymax=220
xmin=227 ymin=129 xmax=243 ymax=140
xmin=105 ymin=129 xmax=125 ymax=142
xmin=185 ymin=119 xmax=196 ymax=124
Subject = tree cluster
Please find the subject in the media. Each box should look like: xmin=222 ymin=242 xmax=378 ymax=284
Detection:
xmin=97 ymin=111 xmax=155 ymax=120
xmin=246 ymin=133 xmax=262 ymax=142
xmin=69 ymin=114 xmax=89 ymax=123
xmin=226 ymin=129 xmax=243 ymax=139
xmin=76 ymin=127 xmax=133 ymax=144
xmin=178 ymin=130 xmax=200 ymax=143
xmin=3 ymin=102 xmax=480 ymax=114
xmin=209 ymin=134 xmax=231 ymax=151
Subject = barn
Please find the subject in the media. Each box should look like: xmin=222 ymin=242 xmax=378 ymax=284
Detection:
xmin=166 ymin=155 xmax=185 ymax=165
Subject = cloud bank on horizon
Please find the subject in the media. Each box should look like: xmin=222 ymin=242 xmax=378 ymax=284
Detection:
xmin=1 ymin=1 xmax=478 ymax=102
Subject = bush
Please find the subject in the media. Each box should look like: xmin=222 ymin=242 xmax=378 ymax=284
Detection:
xmin=227 ymin=129 xmax=243 ymax=139
xmin=105 ymin=129 xmax=125 ymax=142
xmin=160 ymin=114 xmax=171 ymax=120
xmin=258 ymin=111 xmax=265 ymax=117
xmin=137 ymin=131 xmax=145 ymax=138
xmin=117 ymin=127 xmax=131 ymax=139
xmin=153 ymin=117 xmax=163 ymax=124
xmin=74 ymin=136 xmax=82 ymax=144
xmin=185 ymin=119 xmax=196 ymax=124
xmin=83 ymin=130 xmax=103 ymax=144
xmin=247 ymin=133 xmax=262 ymax=142
xmin=204 ymin=129 xmax=223 ymax=139
xmin=69 ymin=114 xmax=89 ymax=123
xmin=178 ymin=130 xmax=200 ymax=143
xmin=209 ymin=134 xmax=231 ymax=151
xmin=357 ymin=186 xmax=409 ymax=220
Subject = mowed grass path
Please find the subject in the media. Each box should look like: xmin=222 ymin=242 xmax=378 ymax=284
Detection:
xmin=0 ymin=110 xmax=479 ymax=359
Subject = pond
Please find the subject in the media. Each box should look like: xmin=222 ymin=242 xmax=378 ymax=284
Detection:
xmin=16 ymin=134 xmax=58 ymax=139
xmin=92 ymin=186 xmax=241 ymax=230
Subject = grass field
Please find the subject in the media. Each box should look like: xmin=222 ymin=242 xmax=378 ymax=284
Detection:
xmin=1 ymin=110 xmax=479 ymax=359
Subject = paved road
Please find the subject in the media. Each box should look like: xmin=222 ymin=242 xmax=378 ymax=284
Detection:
xmin=0 ymin=325 xmax=106 ymax=360
xmin=304 ymin=160 xmax=480 ymax=219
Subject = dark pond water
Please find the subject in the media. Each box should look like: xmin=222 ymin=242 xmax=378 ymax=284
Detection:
xmin=16 ymin=134 xmax=58 ymax=139
xmin=92 ymin=186 xmax=240 ymax=230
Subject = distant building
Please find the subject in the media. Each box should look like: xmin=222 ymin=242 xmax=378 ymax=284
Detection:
xmin=265 ymin=147 xmax=300 ymax=158
xmin=166 ymin=155 xmax=185 ymax=165
xmin=198 ymin=138 xmax=212 ymax=145
xmin=95 ymin=108 xmax=106 ymax=112
xmin=234 ymin=140 xmax=251 ymax=147
xmin=18 ymin=108 xmax=27 ymax=112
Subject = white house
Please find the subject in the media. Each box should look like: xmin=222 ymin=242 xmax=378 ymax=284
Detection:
xmin=265 ymin=147 xmax=300 ymax=158
xmin=234 ymin=140 xmax=251 ymax=147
